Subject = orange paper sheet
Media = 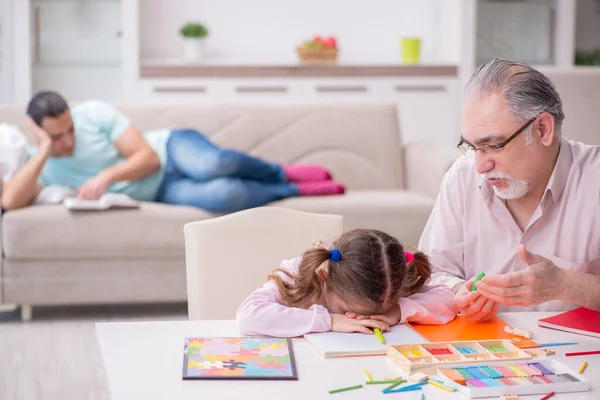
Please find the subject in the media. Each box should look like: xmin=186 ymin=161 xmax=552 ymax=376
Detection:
xmin=409 ymin=316 xmax=539 ymax=348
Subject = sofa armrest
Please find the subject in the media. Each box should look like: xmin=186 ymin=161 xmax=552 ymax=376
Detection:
xmin=403 ymin=141 xmax=461 ymax=199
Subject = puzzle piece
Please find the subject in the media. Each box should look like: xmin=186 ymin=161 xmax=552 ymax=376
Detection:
xmin=259 ymin=345 xmax=291 ymax=357
xmin=525 ymin=348 xmax=555 ymax=357
xmin=257 ymin=360 xmax=287 ymax=371
xmin=222 ymin=359 xmax=247 ymax=370
xmin=408 ymin=372 xmax=429 ymax=383
xmin=257 ymin=354 xmax=292 ymax=363
xmin=504 ymin=325 xmax=533 ymax=339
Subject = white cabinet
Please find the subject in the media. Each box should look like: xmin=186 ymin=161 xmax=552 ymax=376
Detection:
xmin=132 ymin=76 xmax=459 ymax=144
xmin=29 ymin=0 xmax=122 ymax=101
xmin=389 ymin=78 xmax=458 ymax=143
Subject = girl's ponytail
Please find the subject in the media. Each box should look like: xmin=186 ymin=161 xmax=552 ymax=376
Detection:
xmin=268 ymin=247 xmax=332 ymax=309
xmin=400 ymin=250 xmax=432 ymax=296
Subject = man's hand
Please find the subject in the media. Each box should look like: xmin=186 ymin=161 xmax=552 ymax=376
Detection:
xmin=77 ymin=171 xmax=113 ymax=200
xmin=26 ymin=116 xmax=52 ymax=151
xmin=454 ymin=278 xmax=499 ymax=321
xmin=331 ymin=313 xmax=390 ymax=334
xmin=475 ymin=244 xmax=565 ymax=307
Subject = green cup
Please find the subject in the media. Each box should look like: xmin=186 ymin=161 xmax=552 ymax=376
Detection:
xmin=401 ymin=37 xmax=421 ymax=64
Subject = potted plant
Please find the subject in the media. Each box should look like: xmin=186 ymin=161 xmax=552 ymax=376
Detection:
xmin=179 ymin=22 xmax=209 ymax=62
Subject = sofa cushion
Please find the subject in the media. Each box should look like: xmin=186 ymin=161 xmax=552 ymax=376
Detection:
xmin=272 ymin=190 xmax=435 ymax=247
xmin=2 ymin=202 xmax=214 ymax=260
xmin=2 ymin=191 xmax=433 ymax=260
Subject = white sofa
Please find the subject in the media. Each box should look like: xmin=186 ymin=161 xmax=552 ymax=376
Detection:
xmin=0 ymin=102 xmax=459 ymax=309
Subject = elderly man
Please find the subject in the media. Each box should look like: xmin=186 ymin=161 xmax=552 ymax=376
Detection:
xmin=420 ymin=58 xmax=600 ymax=321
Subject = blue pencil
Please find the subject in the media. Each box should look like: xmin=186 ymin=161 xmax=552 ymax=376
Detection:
xmin=535 ymin=342 xmax=578 ymax=348
xmin=383 ymin=381 xmax=428 ymax=394
xmin=383 ymin=386 xmax=422 ymax=394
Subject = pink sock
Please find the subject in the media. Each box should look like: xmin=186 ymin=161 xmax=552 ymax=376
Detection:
xmin=297 ymin=181 xmax=345 ymax=196
xmin=283 ymin=165 xmax=332 ymax=182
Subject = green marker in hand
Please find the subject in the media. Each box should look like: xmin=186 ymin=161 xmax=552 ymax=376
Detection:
xmin=471 ymin=272 xmax=485 ymax=292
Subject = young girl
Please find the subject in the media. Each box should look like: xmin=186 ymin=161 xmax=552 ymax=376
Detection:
xmin=237 ymin=228 xmax=458 ymax=337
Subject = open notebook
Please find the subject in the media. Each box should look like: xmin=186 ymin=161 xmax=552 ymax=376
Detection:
xmin=34 ymin=185 xmax=139 ymax=211
xmin=303 ymin=323 xmax=426 ymax=358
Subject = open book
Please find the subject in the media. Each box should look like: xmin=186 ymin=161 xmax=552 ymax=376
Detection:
xmin=35 ymin=185 xmax=139 ymax=211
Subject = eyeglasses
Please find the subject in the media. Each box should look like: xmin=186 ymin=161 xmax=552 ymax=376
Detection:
xmin=457 ymin=117 xmax=538 ymax=155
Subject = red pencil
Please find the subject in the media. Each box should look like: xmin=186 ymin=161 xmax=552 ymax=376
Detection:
xmin=565 ymin=350 xmax=600 ymax=357
xmin=539 ymin=392 xmax=555 ymax=400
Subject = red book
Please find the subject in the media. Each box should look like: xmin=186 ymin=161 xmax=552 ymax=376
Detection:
xmin=538 ymin=307 xmax=600 ymax=339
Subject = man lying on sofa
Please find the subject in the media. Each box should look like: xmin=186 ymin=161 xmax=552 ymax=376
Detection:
xmin=419 ymin=58 xmax=600 ymax=320
xmin=0 ymin=91 xmax=344 ymax=212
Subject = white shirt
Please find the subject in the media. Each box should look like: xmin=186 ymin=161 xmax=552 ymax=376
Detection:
xmin=419 ymin=138 xmax=600 ymax=312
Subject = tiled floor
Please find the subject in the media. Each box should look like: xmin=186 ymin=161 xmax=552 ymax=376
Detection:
xmin=0 ymin=303 xmax=188 ymax=400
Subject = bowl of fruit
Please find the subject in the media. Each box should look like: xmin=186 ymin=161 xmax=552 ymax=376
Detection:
xmin=296 ymin=36 xmax=338 ymax=64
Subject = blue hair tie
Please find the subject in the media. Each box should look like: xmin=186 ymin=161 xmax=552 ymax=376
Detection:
xmin=329 ymin=248 xmax=341 ymax=262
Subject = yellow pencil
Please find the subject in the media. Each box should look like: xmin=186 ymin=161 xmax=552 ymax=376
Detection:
xmin=364 ymin=369 xmax=373 ymax=382
xmin=374 ymin=328 xmax=385 ymax=344
xmin=410 ymin=349 xmax=422 ymax=357
xmin=427 ymin=379 xmax=456 ymax=393
xmin=579 ymin=361 xmax=588 ymax=374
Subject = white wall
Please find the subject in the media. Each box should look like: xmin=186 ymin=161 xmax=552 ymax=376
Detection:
xmin=139 ymin=0 xmax=453 ymax=63
xmin=12 ymin=0 xmax=31 ymax=104
xmin=575 ymin=0 xmax=600 ymax=52
xmin=33 ymin=67 xmax=122 ymax=102
xmin=0 ymin=0 xmax=13 ymax=104
xmin=31 ymin=0 xmax=121 ymax=65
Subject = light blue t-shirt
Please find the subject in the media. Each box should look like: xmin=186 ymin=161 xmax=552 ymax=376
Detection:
xmin=35 ymin=100 xmax=171 ymax=201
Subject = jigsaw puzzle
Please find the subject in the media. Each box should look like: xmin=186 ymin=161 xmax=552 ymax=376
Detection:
xmin=182 ymin=337 xmax=298 ymax=380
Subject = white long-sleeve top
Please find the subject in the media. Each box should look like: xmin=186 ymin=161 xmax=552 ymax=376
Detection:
xmin=237 ymin=256 xmax=458 ymax=337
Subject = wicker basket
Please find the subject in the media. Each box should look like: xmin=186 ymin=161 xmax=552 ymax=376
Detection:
xmin=296 ymin=47 xmax=338 ymax=64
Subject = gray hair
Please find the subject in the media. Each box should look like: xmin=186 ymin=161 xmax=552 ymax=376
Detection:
xmin=465 ymin=58 xmax=565 ymax=143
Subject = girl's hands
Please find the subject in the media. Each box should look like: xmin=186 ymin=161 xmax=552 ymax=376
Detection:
xmin=345 ymin=304 xmax=402 ymax=326
xmin=330 ymin=313 xmax=390 ymax=334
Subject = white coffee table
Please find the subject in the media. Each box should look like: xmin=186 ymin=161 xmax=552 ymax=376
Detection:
xmin=96 ymin=312 xmax=599 ymax=399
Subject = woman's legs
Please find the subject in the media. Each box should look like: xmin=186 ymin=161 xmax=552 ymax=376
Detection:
xmin=157 ymin=176 xmax=300 ymax=213
xmin=167 ymin=129 xmax=286 ymax=183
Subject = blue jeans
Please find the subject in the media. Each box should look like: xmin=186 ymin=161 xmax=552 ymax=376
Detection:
xmin=156 ymin=129 xmax=299 ymax=212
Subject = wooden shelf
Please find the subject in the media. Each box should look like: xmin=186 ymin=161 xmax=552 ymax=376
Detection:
xmin=139 ymin=62 xmax=459 ymax=79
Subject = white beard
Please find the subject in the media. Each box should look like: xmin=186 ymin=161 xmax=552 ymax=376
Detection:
xmin=484 ymin=171 xmax=529 ymax=200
